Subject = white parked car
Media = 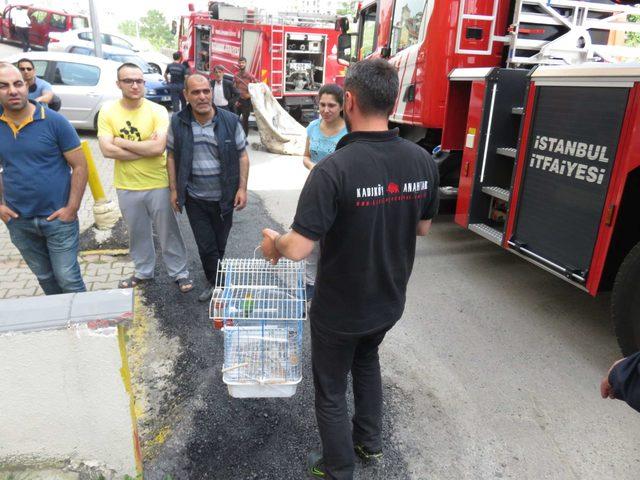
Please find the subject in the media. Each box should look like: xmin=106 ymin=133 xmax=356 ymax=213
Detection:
xmin=48 ymin=28 xmax=171 ymax=74
xmin=61 ymin=44 xmax=172 ymax=107
xmin=3 ymin=51 xmax=121 ymax=130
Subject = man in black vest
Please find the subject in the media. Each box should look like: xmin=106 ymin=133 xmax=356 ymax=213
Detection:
xmin=164 ymin=51 xmax=188 ymax=112
xmin=261 ymin=58 xmax=439 ymax=479
xmin=166 ymin=74 xmax=250 ymax=302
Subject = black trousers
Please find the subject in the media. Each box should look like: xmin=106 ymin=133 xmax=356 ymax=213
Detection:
xmin=16 ymin=27 xmax=30 ymax=52
xmin=184 ymin=195 xmax=233 ymax=284
xmin=169 ymin=83 xmax=185 ymax=112
xmin=238 ymin=98 xmax=252 ymax=135
xmin=311 ymin=320 xmax=390 ymax=480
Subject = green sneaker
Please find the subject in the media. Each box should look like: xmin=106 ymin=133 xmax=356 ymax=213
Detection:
xmin=354 ymin=444 xmax=383 ymax=462
xmin=307 ymin=451 xmax=326 ymax=478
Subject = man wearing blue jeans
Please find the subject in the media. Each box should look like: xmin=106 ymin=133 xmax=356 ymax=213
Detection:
xmin=0 ymin=62 xmax=88 ymax=295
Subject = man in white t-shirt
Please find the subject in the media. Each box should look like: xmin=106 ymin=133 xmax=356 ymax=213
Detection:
xmin=11 ymin=7 xmax=31 ymax=52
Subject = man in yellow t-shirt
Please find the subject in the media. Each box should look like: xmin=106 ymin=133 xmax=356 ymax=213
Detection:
xmin=97 ymin=62 xmax=192 ymax=292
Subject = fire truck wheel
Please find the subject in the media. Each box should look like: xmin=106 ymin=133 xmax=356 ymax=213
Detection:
xmin=612 ymin=241 xmax=640 ymax=356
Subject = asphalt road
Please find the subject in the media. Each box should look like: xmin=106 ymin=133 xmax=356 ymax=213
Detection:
xmin=138 ymin=145 xmax=640 ymax=480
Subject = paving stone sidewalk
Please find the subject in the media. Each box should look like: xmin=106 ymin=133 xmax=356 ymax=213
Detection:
xmin=0 ymin=138 xmax=134 ymax=299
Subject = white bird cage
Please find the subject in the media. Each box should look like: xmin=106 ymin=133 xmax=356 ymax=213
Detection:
xmin=209 ymin=258 xmax=306 ymax=398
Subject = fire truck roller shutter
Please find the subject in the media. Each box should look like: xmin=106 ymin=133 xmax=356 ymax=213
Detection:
xmin=510 ymin=85 xmax=628 ymax=279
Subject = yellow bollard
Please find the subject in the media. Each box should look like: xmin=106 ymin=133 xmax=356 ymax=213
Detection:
xmin=81 ymin=140 xmax=120 ymax=230
xmin=82 ymin=140 xmax=107 ymax=202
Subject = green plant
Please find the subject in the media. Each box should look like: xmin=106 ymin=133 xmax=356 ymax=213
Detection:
xmin=118 ymin=9 xmax=175 ymax=50
xmin=626 ymin=14 xmax=640 ymax=48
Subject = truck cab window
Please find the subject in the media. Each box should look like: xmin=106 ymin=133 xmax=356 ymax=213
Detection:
xmin=358 ymin=5 xmax=377 ymax=59
xmin=390 ymin=0 xmax=427 ymax=55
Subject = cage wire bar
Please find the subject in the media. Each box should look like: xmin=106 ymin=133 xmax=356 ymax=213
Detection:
xmin=209 ymin=258 xmax=306 ymax=398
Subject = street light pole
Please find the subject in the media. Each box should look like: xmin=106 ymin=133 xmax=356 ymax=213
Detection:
xmin=88 ymin=0 xmax=103 ymax=58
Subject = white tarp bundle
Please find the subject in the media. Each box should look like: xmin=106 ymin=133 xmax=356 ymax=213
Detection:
xmin=248 ymin=83 xmax=307 ymax=156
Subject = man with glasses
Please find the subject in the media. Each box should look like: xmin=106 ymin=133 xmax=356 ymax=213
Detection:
xmin=17 ymin=58 xmax=53 ymax=106
xmin=0 ymin=62 xmax=88 ymax=295
xmin=97 ymin=62 xmax=193 ymax=293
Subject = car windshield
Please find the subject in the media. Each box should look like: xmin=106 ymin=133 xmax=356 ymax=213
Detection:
xmin=106 ymin=54 xmax=153 ymax=74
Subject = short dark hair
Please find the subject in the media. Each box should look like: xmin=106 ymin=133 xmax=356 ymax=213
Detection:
xmin=173 ymin=51 xmax=181 ymax=61
xmin=213 ymin=65 xmax=224 ymax=73
xmin=17 ymin=58 xmax=34 ymax=68
xmin=117 ymin=62 xmax=142 ymax=79
xmin=318 ymin=83 xmax=344 ymax=107
xmin=238 ymin=57 xmax=247 ymax=62
xmin=344 ymin=58 xmax=398 ymax=116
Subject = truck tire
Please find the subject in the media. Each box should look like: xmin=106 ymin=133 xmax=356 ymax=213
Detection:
xmin=612 ymin=241 xmax=640 ymax=356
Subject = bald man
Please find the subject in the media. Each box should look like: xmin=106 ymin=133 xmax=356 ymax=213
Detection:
xmin=166 ymin=74 xmax=249 ymax=302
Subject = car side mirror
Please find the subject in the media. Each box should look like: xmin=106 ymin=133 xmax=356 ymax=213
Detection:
xmin=338 ymin=33 xmax=352 ymax=62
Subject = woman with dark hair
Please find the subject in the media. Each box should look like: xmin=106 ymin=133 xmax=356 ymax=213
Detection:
xmin=303 ymin=83 xmax=348 ymax=170
xmin=302 ymin=84 xmax=348 ymax=299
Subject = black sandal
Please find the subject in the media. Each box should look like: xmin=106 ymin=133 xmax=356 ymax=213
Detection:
xmin=176 ymin=277 xmax=194 ymax=293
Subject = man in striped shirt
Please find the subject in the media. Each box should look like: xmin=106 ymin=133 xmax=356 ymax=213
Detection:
xmin=167 ymin=74 xmax=250 ymax=302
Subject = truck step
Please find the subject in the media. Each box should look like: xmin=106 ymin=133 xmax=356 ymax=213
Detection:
xmin=469 ymin=223 xmax=504 ymax=245
xmin=438 ymin=186 xmax=458 ymax=199
xmin=496 ymin=147 xmax=517 ymax=158
xmin=511 ymin=106 xmax=524 ymax=115
xmin=481 ymin=185 xmax=510 ymax=202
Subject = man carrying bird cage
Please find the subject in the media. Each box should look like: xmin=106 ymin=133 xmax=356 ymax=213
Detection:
xmin=261 ymin=58 xmax=440 ymax=480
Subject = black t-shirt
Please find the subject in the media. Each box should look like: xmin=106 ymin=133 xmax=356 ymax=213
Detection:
xmin=165 ymin=62 xmax=188 ymax=84
xmin=292 ymin=129 xmax=439 ymax=336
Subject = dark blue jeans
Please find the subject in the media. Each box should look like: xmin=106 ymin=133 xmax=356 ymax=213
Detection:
xmin=311 ymin=321 xmax=390 ymax=480
xmin=169 ymin=83 xmax=185 ymax=112
xmin=6 ymin=217 xmax=86 ymax=295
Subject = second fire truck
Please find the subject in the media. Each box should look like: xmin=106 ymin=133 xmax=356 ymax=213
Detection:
xmin=177 ymin=2 xmax=348 ymax=121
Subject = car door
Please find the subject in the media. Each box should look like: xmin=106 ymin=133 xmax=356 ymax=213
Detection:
xmin=50 ymin=60 xmax=102 ymax=127
xmin=0 ymin=6 xmax=10 ymax=40
xmin=48 ymin=13 xmax=68 ymax=39
xmin=28 ymin=10 xmax=49 ymax=47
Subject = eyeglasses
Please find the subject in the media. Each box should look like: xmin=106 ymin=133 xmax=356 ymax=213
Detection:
xmin=118 ymin=78 xmax=145 ymax=85
xmin=19 ymin=67 xmax=33 ymax=72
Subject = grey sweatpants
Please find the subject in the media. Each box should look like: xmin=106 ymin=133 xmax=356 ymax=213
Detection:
xmin=117 ymin=188 xmax=189 ymax=281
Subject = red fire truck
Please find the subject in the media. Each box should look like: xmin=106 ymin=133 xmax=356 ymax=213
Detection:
xmin=177 ymin=2 xmax=348 ymax=121
xmin=339 ymin=0 xmax=640 ymax=354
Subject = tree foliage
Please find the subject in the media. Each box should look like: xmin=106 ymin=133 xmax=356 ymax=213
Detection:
xmin=336 ymin=1 xmax=357 ymax=16
xmin=119 ymin=20 xmax=137 ymax=38
xmin=118 ymin=9 xmax=175 ymax=50
xmin=627 ymin=14 xmax=640 ymax=48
